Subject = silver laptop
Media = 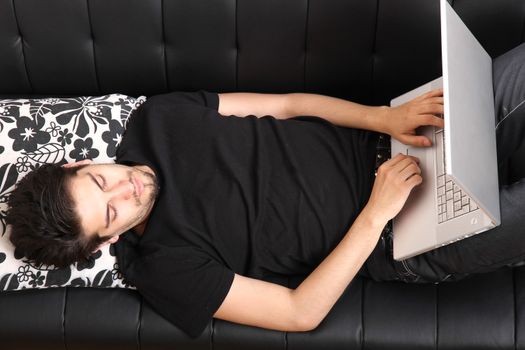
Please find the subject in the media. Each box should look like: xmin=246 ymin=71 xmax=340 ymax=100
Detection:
xmin=390 ymin=0 xmax=501 ymax=261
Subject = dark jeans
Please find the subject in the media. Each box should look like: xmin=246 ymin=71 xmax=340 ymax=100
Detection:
xmin=359 ymin=42 xmax=525 ymax=284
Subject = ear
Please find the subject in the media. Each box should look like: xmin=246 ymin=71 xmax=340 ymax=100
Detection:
xmin=92 ymin=235 xmax=119 ymax=254
xmin=108 ymin=235 xmax=119 ymax=244
xmin=63 ymin=159 xmax=92 ymax=168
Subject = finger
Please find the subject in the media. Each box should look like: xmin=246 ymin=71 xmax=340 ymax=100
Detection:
xmin=401 ymin=134 xmax=433 ymax=147
xmin=423 ymin=88 xmax=443 ymax=98
xmin=393 ymin=156 xmax=420 ymax=172
xmin=386 ymin=153 xmax=407 ymax=166
xmin=400 ymin=163 xmax=421 ymax=181
xmin=413 ymin=88 xmax=443 ymax=102
xmin=406 ymin=173 xmax=423 ymax=188
xmin=386 ymin=153 xmax=418 ymax=167
xmin=397 ymin=131 xmax=431 ymax=147
xmin=422 ymin=97 xmax=444 ymax=105
xmin=420 ymin=114 xmax=445 ymax=129
xmin=418 ymin=103 xmax=444 ymax=115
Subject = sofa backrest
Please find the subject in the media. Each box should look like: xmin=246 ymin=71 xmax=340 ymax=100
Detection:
xmin=1 ymin=0 xmax=523 ymax=105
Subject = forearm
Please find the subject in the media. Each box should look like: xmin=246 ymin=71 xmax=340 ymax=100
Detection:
xmin=290 ymin=207 xmax=387 ymax=330
xmin=287 ymin=93 xmax=389 ymax=133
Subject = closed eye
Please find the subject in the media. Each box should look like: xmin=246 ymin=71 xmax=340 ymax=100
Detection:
xmin=99 ymin=175 xmax=118 ymax=225
xmin=109 ymin=204 xmax=118 ymax=224
xmin=97 ymin=174 xmax=107 ymax=190
xmin=88 ymin=173 xmax=103 ymax=191
xmin=88 ymin=172 xmax=114 ymax=229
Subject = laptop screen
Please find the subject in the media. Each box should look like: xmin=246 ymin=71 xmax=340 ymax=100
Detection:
xmin=441 ymin=0 xmax=500 ymax=225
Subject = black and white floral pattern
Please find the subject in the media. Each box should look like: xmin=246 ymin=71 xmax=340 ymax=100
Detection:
xmin=8 ymin=116 xmax=51 ymax=152
xmin=0 ymin=94 xmax=146 ymax=291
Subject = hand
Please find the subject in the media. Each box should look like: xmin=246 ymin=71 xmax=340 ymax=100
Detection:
xmin=364 ymin=153 xmax=422 ymax=223
xmin=383 ymin=88 xmax=444 ymax=147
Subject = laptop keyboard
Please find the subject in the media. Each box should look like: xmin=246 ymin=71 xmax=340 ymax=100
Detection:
xmin=435 ymin=128 xmax=479 ymax=224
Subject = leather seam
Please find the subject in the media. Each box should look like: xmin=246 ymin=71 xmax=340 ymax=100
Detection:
xmin=303 ymin=0 xmax=309 ymax=91
xmin=85 ymin=0 xmax=101 ymax=93
xmin=161 ymin=0 xmax=169 ymax=90
xmin=63 ymin=288 xmax=68 ymax=350
xmin=361 ymin=279 xmax=365 ymax=349
xmin=370 ymin=0 xmax=380 ymax=102
xmin=435 ymin=285 xmax=439 ymax=349
xmin=211 ymin=316 xmax=215 ymax=349
xmin=11 ymin=0 xmax=33 ymax=93
xmin=235 ymin=0 xmax=238 ymax=90
xmin=137 ymin=296 xmax=142 ymax=350
xmin=514 ymin=268 xmax=517 ymax=350
xmin=521 ymin=2 xmax=525 ymax=43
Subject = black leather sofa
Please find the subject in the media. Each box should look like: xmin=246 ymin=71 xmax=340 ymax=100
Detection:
xmin=2 ymin=0 xmax=525 ymax=349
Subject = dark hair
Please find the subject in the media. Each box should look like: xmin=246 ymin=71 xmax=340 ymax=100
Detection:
xmin=5 ymin=163 xmax=110 ymax=268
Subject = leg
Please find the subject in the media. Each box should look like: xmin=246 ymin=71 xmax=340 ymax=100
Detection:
xmin=493 ymin=42 xmax=525 ymax=185
xmin=401 ymin=42 xmax=525 ymax=283
xmin=403 ymin=178 xmax=525 ymax=283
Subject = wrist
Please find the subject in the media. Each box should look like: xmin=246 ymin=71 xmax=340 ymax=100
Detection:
xmin=370 ymin=105 xmax=390 ymax=135
xmin=359 ymin=205 xmax=389 ymax=231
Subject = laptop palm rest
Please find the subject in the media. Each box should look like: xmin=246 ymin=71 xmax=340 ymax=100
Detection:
xmin=392 ymin=125 xmax=493 ymax=261
xmin=391 ymin=126 xmax=438 ymax=260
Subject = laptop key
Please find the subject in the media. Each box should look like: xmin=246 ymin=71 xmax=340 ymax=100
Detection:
xmin=437 ymin=175 xmax=445 ymax=188
xmin=447 ymin=200 xmax=454 ymax=216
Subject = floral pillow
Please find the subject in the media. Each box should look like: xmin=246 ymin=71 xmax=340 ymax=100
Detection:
xmin=0 ymin=94 xmax=146 ymax=291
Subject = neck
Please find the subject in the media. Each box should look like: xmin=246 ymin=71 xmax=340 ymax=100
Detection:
xmin=133 ymin=220 xmax=147 ymax=236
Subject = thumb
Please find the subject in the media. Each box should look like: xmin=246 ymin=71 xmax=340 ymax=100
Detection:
xmin=401 ymin=134 xmax=432 ymax=147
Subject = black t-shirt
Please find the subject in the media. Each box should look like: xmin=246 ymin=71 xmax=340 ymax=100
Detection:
xmin=114 ymin=91 xmax=378 ymax=337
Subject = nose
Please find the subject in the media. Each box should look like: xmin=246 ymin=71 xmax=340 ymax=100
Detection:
xmin=106 ymin=179 xmax=134 ymax=201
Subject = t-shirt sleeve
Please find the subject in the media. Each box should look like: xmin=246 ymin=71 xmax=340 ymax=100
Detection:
xmin=116 ymin=89 xmax=220 ymax=165
xmin=146 ymin=90 xmax=219 ymax=111
xmin=128 ymin=248 xmax=234 ymax=338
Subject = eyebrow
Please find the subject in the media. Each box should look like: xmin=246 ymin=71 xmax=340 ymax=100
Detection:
xmin=87 ymin=172 xmax=110 ymax=229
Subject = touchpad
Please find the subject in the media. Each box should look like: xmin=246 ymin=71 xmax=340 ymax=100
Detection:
xmin=404 ymin=126 xmax=435 ymax=199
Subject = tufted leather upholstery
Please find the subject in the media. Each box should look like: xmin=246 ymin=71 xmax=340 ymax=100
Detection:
xmin=2 ymin=0 xmax=525 ymax=349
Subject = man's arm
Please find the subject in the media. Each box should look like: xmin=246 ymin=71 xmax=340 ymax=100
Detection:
xmin=214 ymin=206 xmax=387 ymax=332
xmin=218 ymin=92 xmax=389 ymax=133
xmin=214 ymin=152 xmax=422 ymax=331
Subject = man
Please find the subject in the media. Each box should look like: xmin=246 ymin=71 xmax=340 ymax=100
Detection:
xmin=8 ymin=39 xmax=525 ymax=335
xmin=6 ymin=88 xmax=442 ymax=336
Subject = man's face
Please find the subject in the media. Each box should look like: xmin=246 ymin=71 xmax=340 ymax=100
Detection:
xmin=68 ymin=163 xmax=159 ymax=240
